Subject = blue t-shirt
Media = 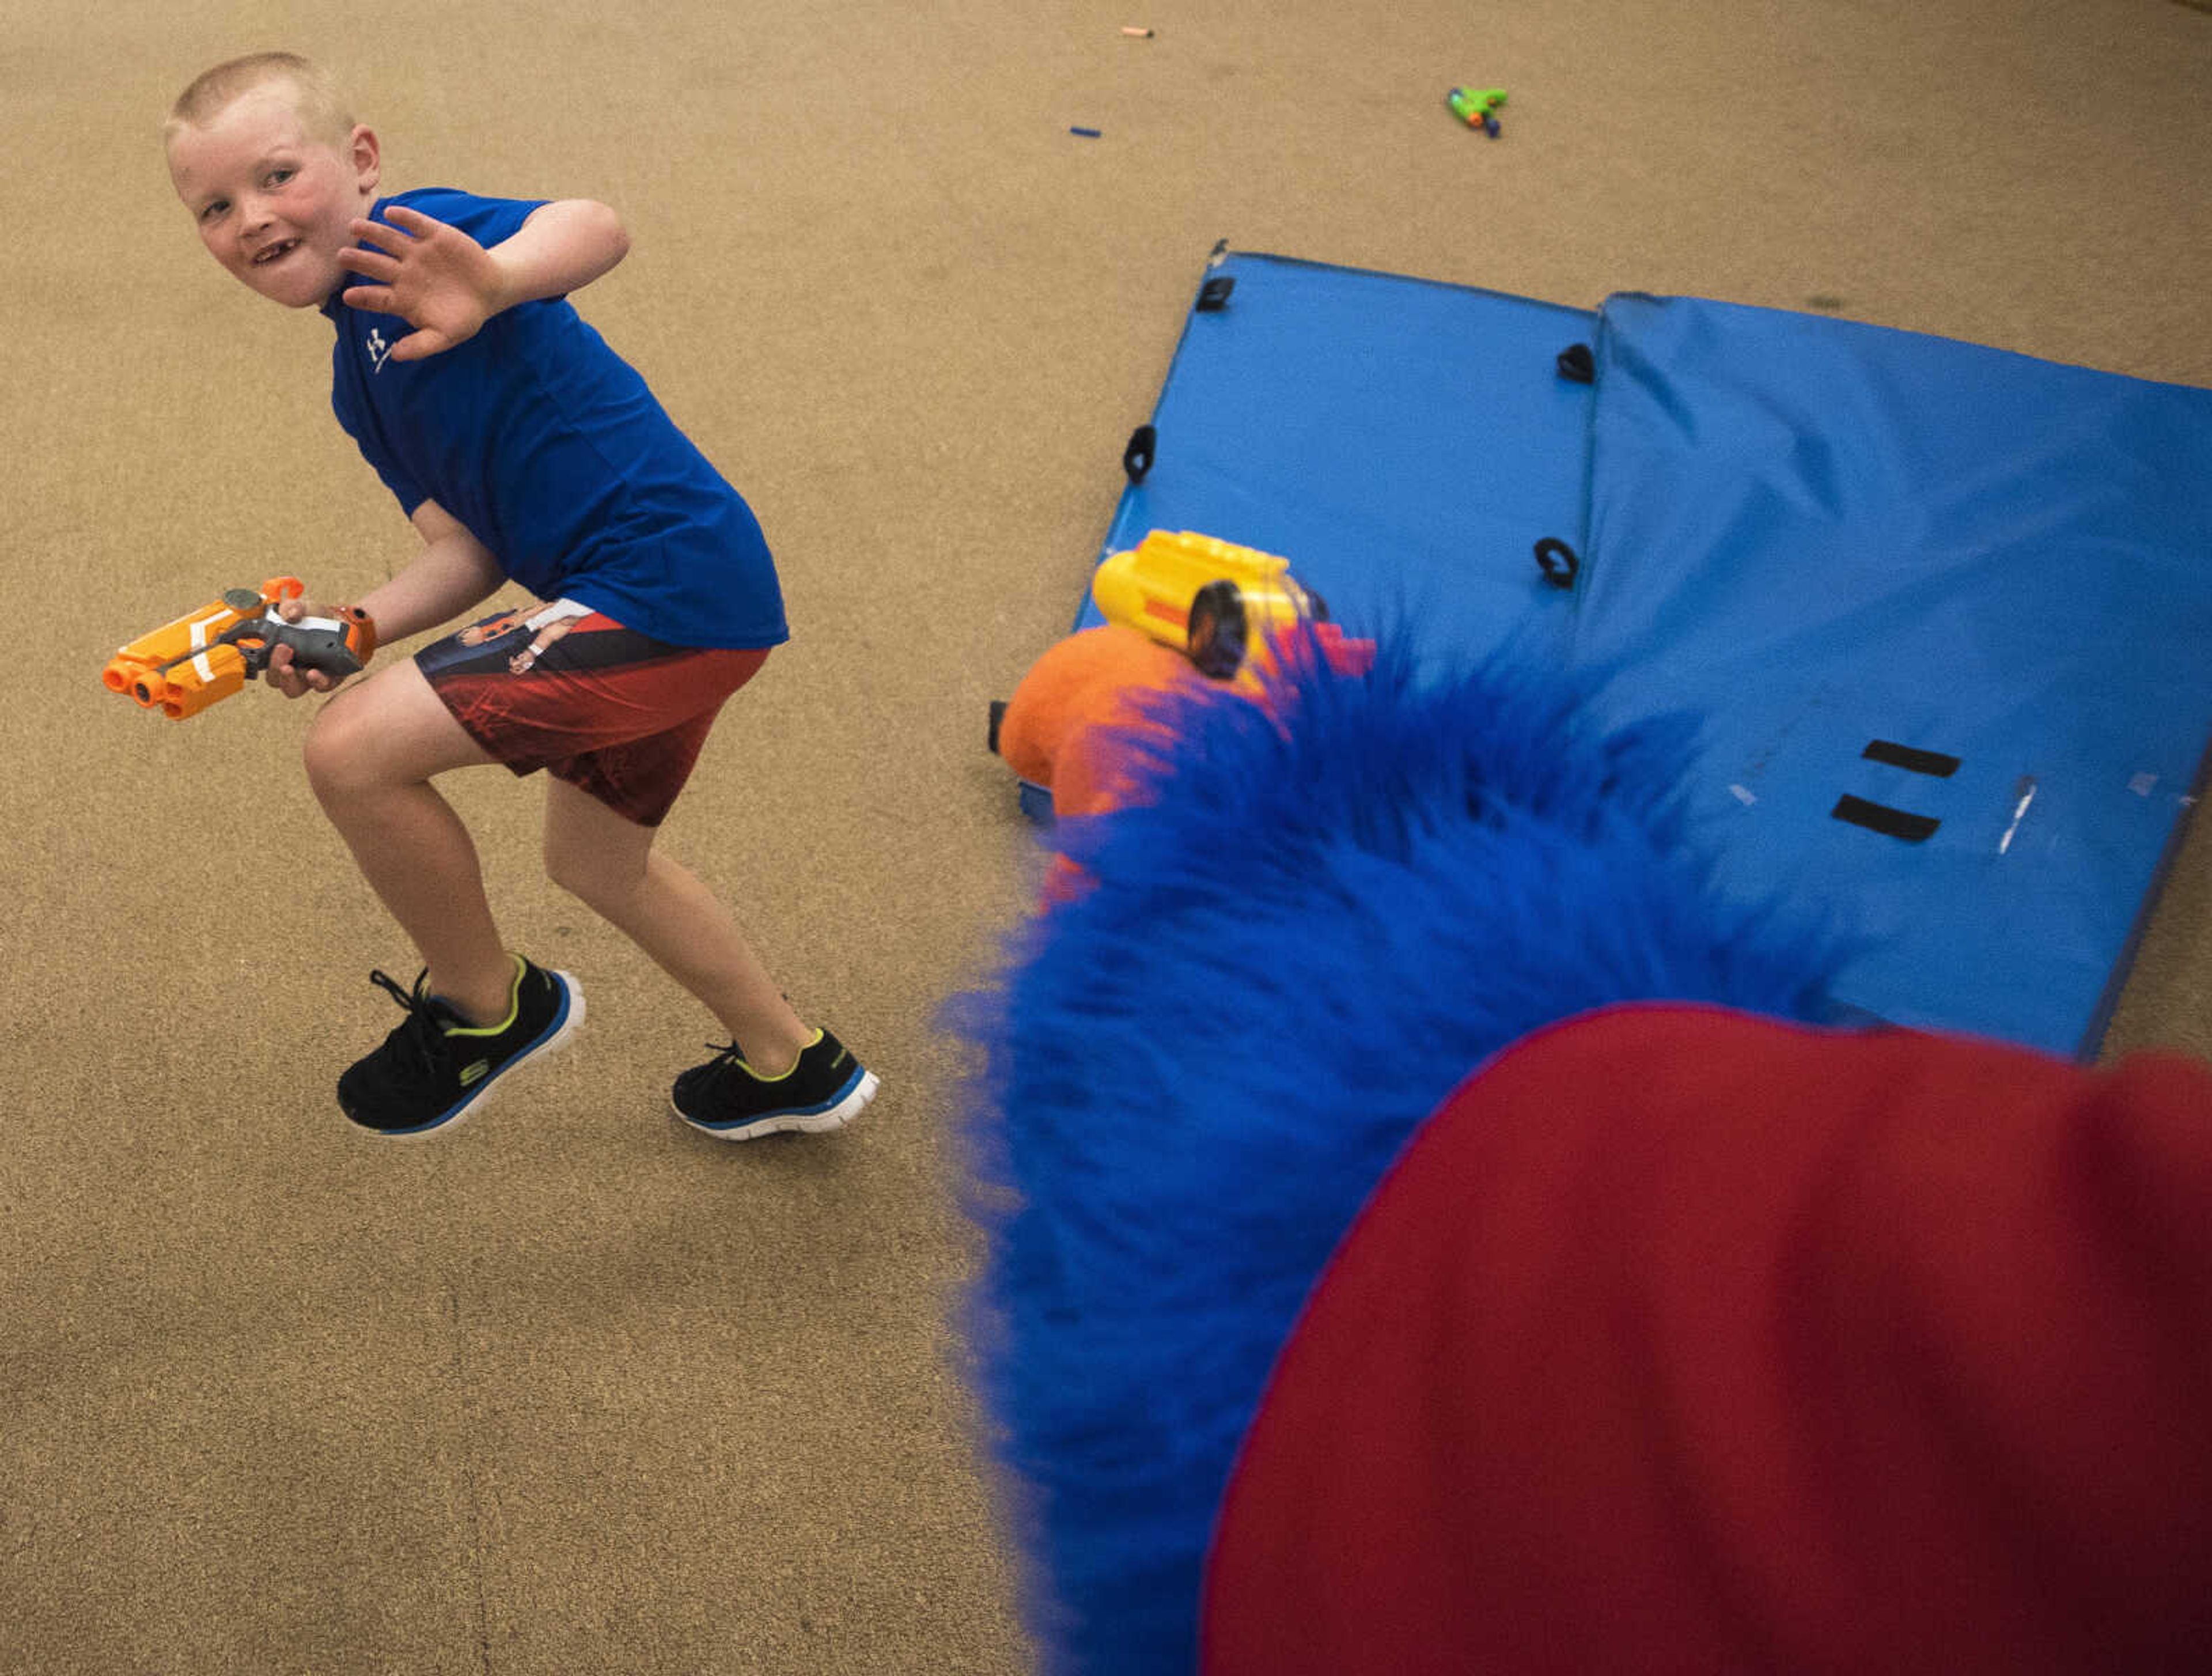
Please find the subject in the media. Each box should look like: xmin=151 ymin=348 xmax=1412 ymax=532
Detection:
xmin=324 ymin=188 xmax=787 ymax=649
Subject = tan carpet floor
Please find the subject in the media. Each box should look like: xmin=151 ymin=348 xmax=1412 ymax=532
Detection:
xmin=5 ymin=1 xmax=2207 ymax=1670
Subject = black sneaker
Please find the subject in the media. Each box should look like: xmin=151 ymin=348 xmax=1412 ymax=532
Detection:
xmin=671 ymin=1028 xmax=878 ymax=1140
xmin=337 ymin=956 xmax=584 ymax=1136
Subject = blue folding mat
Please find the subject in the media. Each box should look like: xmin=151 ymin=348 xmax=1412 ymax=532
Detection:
xmin=1060 ymin=249 xmax=2212 ymax=1059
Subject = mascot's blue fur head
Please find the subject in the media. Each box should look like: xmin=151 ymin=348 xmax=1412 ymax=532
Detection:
xmin=956 ymin=637 xmax=1852 ymax=1675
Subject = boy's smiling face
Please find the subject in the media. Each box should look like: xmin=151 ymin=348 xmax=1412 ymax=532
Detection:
xmin=167 ymin=82 xmax=380 ymax=309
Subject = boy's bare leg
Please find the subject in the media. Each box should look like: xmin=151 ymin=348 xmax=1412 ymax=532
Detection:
xmin=541 ymin=777 xmax=811 ymax=1075
xmin=301 ymin=660 xmax=521 ymax=1026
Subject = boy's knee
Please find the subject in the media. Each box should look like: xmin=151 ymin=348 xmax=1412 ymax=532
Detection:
xmin=301 ymin=695 xmax=380 ymax=803
xmin=544 ymin=815 xmax=652 ymax=911
xmin=543 ymin=840 xmax=588 ymax=902
xmin=545 ymin=832 xmax=627 ymax=907
xmin=300 ymin=702 xmax=351 ymax=798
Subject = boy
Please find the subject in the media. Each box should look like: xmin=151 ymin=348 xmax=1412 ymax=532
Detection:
xmin=162 ymin=52 xmax=877 ymax=1141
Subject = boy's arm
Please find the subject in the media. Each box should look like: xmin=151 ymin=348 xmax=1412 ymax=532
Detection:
xmin=267 ymin=500 xmax=502 ymax=695
xmin=358 ymin=500 xmax=507 ymax=638
xmin=337 ymin=199 xmax=631 ymax=363
xmin=487 ymin=199 xmax=631 ymax=305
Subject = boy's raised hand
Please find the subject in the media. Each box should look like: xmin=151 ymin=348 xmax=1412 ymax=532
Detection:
xmin=338 ymin=204 xmax=507 ymax=362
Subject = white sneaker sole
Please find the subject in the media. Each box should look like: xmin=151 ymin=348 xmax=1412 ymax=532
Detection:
xmin=675 ymin=1068 xmax=880 ymax=1141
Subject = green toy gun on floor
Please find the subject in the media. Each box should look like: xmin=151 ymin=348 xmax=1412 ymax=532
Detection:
xmin=1448 ymin=86 xmax=1508 ymax=135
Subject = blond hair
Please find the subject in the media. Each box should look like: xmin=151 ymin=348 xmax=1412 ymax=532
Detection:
xmin=165 ymin=52 xmax=354 ymax=149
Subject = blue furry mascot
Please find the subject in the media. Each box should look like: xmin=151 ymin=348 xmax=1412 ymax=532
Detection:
xmin=959 ymin=634 xmax=2212 ymax=1675
xmin=960 ymin=637 xmax=1841 ymax=1667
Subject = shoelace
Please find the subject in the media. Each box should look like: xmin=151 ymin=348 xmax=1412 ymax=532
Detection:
xmin=368 ymin=968 xmax=459 ymax=1083
xmin=692 ymin=1042 xmax=755 ymax=1088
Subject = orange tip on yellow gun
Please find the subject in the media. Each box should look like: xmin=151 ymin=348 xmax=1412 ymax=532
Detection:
xmin=103 ymin=577 xmax=376 ymax=720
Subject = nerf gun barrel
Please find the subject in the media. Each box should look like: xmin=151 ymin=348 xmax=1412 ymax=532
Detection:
xmin=103 ymin=577 xmax=374 ymax=720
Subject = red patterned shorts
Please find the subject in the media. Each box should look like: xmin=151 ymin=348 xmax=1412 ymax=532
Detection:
xmin=416 ymin=600 xmax=770 ymax=826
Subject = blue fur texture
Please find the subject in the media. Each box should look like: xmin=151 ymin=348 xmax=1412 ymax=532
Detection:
xmin=956 ymin=638 xmax=1851 ymax=1675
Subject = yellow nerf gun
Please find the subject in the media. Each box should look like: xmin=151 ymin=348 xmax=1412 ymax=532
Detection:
xmin=103 ymin=577 xmax=376 ymax=720
xmin=1088 ymin=529 xmax=1328 ymax=684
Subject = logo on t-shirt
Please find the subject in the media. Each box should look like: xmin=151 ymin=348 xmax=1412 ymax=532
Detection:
xmin=365 ymin=327 xmax=393 ymax=374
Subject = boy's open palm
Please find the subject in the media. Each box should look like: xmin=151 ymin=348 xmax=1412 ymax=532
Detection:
xmin=338 ymin=205 xmax=506 ymax=362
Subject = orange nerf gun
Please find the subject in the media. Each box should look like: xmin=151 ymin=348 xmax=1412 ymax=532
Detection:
xmin=103 ymin=577 xmax=376 ymax=720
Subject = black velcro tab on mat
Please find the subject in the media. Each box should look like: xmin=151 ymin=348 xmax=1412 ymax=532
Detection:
xmin=1832 ymin=795 xmax=1941 ymax=843
xmin=1862 ymin=739 xmax=1961 ymax=777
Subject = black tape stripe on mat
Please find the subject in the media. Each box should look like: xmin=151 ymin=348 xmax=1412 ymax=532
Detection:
xmin=1862 ymin=740 xmax=1961 ymax=777
xmin=1832 ymin=795 xmax=1941 ymax=842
